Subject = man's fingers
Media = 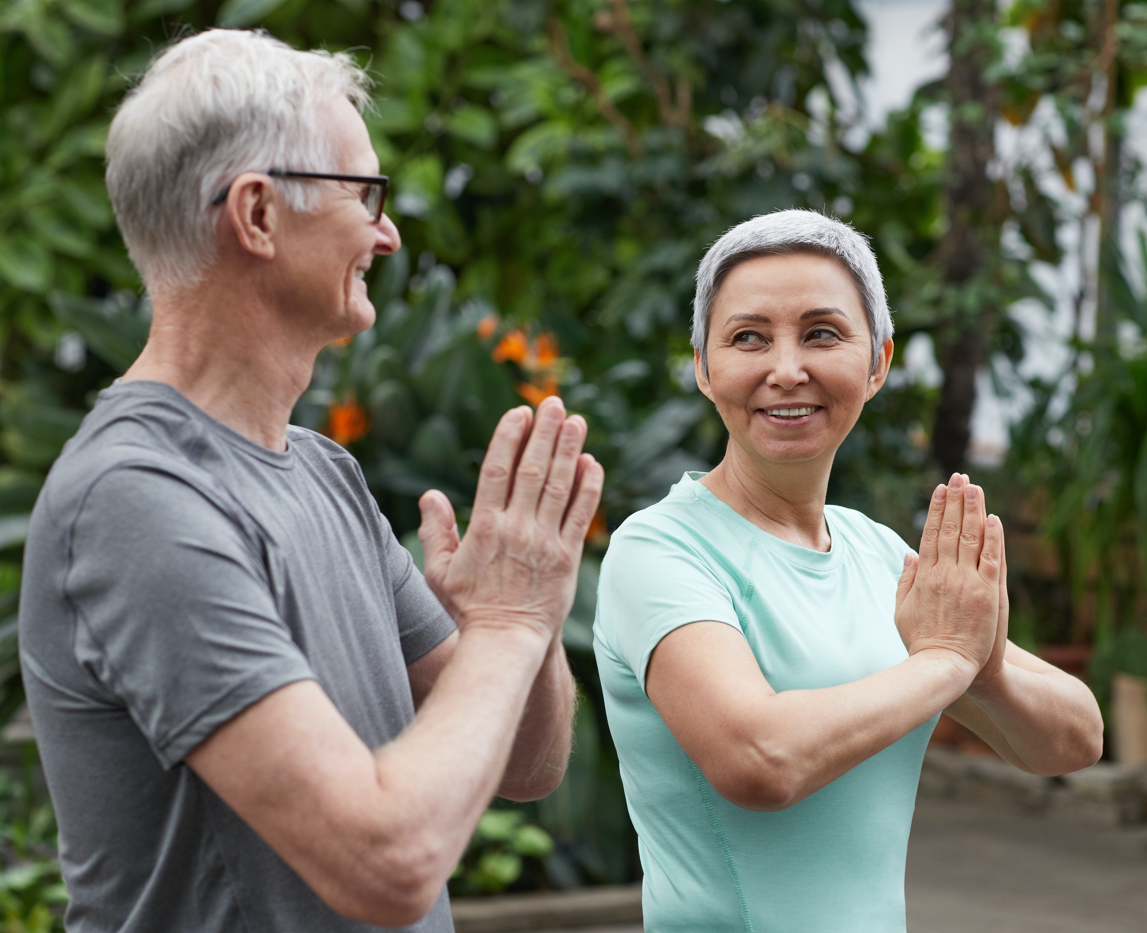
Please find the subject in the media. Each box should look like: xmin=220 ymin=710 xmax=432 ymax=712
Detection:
xmin=417 ymin=489 xmax=459 ymax=588
xmin=957 ymin=483 xmax=985 ymax=566
xmin=918 ymin=483 xmax=947 ymax=566
xmin=936 ymin=472 xmax=965 ymax=562
xmin=977 ymin=513 xmax=1003 ymax=587
xmin=508 ymin=396 xmax=567 ymax=514
xmin=473 ymin=406 xmax=532 ymax=513
xmin=561 ymin=454 xmax=604 ymax=546
xmin=537 ymin=415 xmax=588 ymax=529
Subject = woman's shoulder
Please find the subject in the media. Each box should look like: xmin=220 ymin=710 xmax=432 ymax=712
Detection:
xmin=609 ymin=473 xmax=734 ymax=552
xmin=824 ymin=504 xmax=914 ymax=567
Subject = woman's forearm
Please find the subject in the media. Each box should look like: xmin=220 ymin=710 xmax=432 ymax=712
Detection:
xmin=716 ymin=647 xmax=977 ymax=810
xmin=954 ymin=657 xmax=1104 ymax=776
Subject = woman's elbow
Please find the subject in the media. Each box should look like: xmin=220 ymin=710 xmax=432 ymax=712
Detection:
xmin=705 ymin=749 xmax=803 ymax=812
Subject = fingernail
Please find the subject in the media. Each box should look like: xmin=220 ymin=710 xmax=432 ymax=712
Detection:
xmin=903 ymin=553 xmax=912 ymax=569
xmin=965 ymin=486 xmax=977 ymax=502
xmin=950 ymin=474 xmax=964 ymax=490
xmin=987 ymin=514 xmax=999 ymax=527
xmin=949 ymin=472 xmax=960 ymax=484
xmin=934 ymin=485 xmax=947 ymax=502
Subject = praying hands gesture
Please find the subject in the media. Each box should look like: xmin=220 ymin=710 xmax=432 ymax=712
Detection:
xmin=894 ymin=473 xmax=1005 ymax=679
xmin=896 ymin=473 xmax=1101 ymax=777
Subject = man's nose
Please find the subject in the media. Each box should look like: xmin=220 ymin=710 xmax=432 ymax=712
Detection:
xmin=373 ymin=212 xmax=402 ymax=255
xmin=765 ymin=341 xmax=809 ymax=390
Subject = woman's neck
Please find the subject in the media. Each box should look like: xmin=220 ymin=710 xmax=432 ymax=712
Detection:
xmin=700 ymin=441 xmax=834 ymax=552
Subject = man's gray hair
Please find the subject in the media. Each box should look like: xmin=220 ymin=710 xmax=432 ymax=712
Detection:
xmin=106 ymin=29 xmax=372 ymax=292
xmin=691 ymin=210 xmax=892 ymax=375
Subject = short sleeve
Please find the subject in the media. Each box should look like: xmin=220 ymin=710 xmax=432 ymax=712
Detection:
xmin=383 ymin=522 xmax=456 ymax=665
xmin=65 ymin=466 xmax=315 ymax=769
xmin=595 ymin=517 xmax=742 ymax=693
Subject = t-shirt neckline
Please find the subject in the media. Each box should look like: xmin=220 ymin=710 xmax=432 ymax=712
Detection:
xmin=676 ymin=471 xmax=843 ymax=571
xmin=102 ymin=379 xmax=296 ymax=469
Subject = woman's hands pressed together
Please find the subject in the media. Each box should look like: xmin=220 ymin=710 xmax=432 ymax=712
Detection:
xmin=895 ymin=473 xmax=1004 ymax=682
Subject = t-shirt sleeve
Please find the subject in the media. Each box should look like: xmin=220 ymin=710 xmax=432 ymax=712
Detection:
xmin=380 ymin=518 xmax=456 ymax=665
xmin=596 ymin=517 xmax=742 ymax=694
xmin=65 ymin=466 xmax=315 ymax=770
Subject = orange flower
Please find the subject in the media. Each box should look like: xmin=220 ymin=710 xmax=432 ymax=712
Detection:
xmin=477 ymin=314 xmax=499 ymax=340
xmin=585 ymin=507 xmax=608 ymax=544
xmin=516 ymin=378 xmax=560 ymax=407
xmin=492 ymin=329 xmax=529 ymax=364
xmin=327 ymin=400 xmax=370 ymax=446
xmin=532 ymin=332 xmax=559 ymax=367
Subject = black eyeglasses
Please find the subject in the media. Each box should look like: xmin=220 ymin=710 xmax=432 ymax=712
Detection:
xmin=210 ymin=169 xmax=390 ymax=223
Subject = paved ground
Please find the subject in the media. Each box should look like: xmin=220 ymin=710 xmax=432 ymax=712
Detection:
xmin=905 ymin=795 xmax=1147 ymax=933
xmin=509 ymin=795 xmax=1147 ymax=932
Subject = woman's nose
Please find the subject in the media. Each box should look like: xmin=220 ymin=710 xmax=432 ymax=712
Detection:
xmin=765 ymin=343 xmax=809 ymax=390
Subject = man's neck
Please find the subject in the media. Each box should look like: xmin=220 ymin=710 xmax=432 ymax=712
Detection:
xmin=122 ymin=283 xmax=318 ymax=452
xmin=700 ymin=441 xmax=834 ymax=552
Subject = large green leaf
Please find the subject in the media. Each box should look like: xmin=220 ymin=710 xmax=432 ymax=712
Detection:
xmin=48 ymin=292 xmax=149 ymax=373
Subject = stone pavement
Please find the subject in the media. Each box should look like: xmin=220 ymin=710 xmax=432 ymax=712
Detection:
xmin=457 ymin=790 xmax=1147 ymax=933
xmin=906 ymin=794 xmax=1147 ymax=933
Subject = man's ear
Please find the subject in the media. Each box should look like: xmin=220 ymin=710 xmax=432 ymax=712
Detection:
xmin=225 ymin=173 xmax=279 ymax=261
xmin=694 ymin=349 xmax=714 ymax=402
xmin=865 ymin=337 xmax=894 ymax=401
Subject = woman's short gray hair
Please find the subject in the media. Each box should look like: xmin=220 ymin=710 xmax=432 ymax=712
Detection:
xmin=691 ymin=210 xmax=892 ymax=375
xmin=105 ymin=29 xmax=372 ymax=292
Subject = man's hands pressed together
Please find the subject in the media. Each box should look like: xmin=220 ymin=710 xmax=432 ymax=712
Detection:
xmin=419 ymin=397 xmax=603 ymax=641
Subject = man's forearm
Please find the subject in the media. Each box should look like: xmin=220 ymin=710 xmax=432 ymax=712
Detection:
xmin=960 ymin=661 xmax=1104 ymax=775
xmin=374 ymin=623 xmax=555 ymax=885
xmin=497 ymin=636 xmax=575 ymax=801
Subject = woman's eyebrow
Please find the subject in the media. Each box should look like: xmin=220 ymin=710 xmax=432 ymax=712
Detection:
xmin=800 ymin=307 xmax=848 ymax=320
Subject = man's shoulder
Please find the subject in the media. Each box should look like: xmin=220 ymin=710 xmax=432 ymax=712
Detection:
xmin=37 ymin=383 xmax=244 ymax=534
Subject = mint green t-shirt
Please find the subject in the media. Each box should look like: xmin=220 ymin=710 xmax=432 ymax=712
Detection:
xmin=593 ymin=473 xmax=938 ymax=933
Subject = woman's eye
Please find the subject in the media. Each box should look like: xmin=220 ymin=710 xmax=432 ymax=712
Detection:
xmin=734 ymin=332 xmax=763 ymax=346
xmin=807 ymin=328 xmax=838 ymax=342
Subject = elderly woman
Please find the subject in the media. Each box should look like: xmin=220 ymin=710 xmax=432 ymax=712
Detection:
xmin=593 ymin=211 xmax=1103 ymax=933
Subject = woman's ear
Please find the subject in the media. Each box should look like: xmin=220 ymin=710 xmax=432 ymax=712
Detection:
xmin=865 ymin=337 xmax=894 ymax=401
xmin=695 ymin=350 xmax=714 ymax=402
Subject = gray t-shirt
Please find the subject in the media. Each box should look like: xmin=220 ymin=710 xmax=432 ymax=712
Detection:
xmin=19 ymin=380 xmax=457 ymax=933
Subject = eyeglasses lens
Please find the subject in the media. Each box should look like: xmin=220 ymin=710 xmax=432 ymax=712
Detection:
xmin=365 ymin=183 xmax=385 ymax=223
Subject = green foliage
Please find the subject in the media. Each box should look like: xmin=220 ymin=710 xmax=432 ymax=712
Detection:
xmin=0 ymin=760 xmax=66 ymax=931
xmin=449 ymin=809 xmax=554 ymax=896
xmin=1010 ymin=237 xmax=1147 ymax=647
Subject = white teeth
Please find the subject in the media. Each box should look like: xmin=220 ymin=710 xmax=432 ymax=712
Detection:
xmin=353 ymin=270 xmax=366 ymax=279
xmin=766 ymin=407 xmax=816 ymax=418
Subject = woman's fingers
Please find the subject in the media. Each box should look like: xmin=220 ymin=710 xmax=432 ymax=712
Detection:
xmin=536 ymin=415 xmax=588 ymax=529
xmin=473 ymin=406 xmax=533 ymax=513
xmin=917 ymin=483 xmax=947 ymax=566
xmin=936 ymin=472 xmax=966 ymax=563
xmin=977 ymin=513 xmax=1004 ymax=587
xmin=895 ymin=552 xmax=919 ymax=608
xmin=957 ymin=483 xmax=985 ymax=566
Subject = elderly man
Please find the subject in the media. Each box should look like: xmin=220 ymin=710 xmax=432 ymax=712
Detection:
xmin=18 ymin=29 xmax=602 ymax=933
